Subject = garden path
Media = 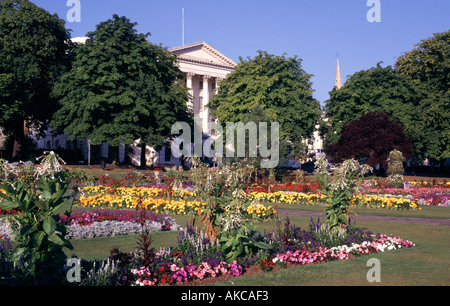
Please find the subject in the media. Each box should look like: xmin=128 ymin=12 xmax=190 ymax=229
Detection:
xmin=277 ymin=209 xmax=450 ymax=227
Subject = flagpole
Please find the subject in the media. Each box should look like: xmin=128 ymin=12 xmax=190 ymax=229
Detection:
xmin=182 ymin=7 xmax=185 ymax=45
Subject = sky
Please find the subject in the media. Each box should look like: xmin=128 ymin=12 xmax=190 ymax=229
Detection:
xmin=32 ymin=0 xmax=449 ymax=105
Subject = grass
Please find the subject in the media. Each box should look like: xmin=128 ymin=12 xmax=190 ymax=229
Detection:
xmin=59 ymin=203 xmax=450 ymax=286
xmin=274 ymin=202 xmax=450 ymax=219
xmin=65 ymin=232 xmax=180 ymax=261
xmin=64 ymin=215 xmax=192 ymax=261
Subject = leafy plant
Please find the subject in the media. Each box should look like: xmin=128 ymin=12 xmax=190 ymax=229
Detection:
xmin=187 ymin=159 xmax=272 ymax=262
xmin=219 ymin=223 xmax=271 ymax=263
xmin=136 ymin=198 xmax=155 ymax=267
xmin=218 ymin=190 xmax=272 ymax=262
xmin=315 ymin=158 xmax=372 ymax=229
xmin=386 ymin=150 xmax=405 ymax=188
xmin=65 ymin=168 xmax=96 ymax=186
xmin=0 ymin=176 xmax=73 ymax=284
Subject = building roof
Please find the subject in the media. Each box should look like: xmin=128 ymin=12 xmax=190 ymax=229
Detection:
xmin=169 ymin=41 xmax=237 ymax=70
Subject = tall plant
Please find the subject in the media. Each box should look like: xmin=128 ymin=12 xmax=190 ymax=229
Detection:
xmin=386 ymin=149 xmax=405 ymax=188
xmin=218 ymin=189 xmax=272 ymax=262
xmin=0 ymin=176 xmax=73 ymax=284
xmin=315 ymin=158 xmax=372 ymax=228
xmin=0 ymin=152 xmax=73 ymax=284
xmin=188 ymin=159 xmax=271 ymax=261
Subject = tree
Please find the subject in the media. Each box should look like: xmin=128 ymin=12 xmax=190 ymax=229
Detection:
xmin=50 ymin=15 xmax=191 ymax=167
xmin=395 ymin=30 xmax=450 ymax=163
xmin=209 ymin=51 xmax=321 ymax=164
xmin=323 ymin=63 xmax=420 ymax=147
xmin=326 ymin=111 xmax=413 ymax=174
xmin=0 ymin=0 xmax=72 ymax=159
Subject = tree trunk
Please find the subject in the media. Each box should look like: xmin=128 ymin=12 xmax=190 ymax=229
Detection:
xmin=140 ymin=142 xmax=147 ymax=169
xmin=114 ymin=146 xmax=120 ymax=166
xmin=11 ymin=120 xmax=25 ymax=160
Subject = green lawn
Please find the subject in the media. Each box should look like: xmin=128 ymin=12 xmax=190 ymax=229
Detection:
xmin=62 ymin=204 xmax=450 ymax=286
xmin=274 ymin=202 xmax=450 ymax=219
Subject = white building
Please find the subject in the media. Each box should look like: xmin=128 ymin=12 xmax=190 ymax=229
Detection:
xmin=169 ymin=41 xmax=236 ymax=134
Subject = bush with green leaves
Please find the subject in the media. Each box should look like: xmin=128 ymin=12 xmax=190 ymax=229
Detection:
xmin=386 ymin=150 xmax=405 ymax=188
xmin=187 ymin=159 xmax=273 ymax=262
xmin=0 ymin=176 xmax=73 ymax=284
xmin=65 ymin=168 xmax=96 ymax=186
xmin=315 ymin=158 xmax=372 ymax=229
xmin=0 ymin=152 xmax=74 ymax=284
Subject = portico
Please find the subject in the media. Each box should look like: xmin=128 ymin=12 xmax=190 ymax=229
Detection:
xmin=169 ymin=41 xmax=236 ymax=135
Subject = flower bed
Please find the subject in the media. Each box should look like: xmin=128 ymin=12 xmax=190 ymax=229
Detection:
xmin=246 ymin=182 xmax=320 ymax=194
xmin=351 ymin=194 xmax=422 ymax=209
xmin=60 ymin=208 xmax=172 ymax=228
xmin=76 ymin=186 xmax=278 ymax=221
xmin=62 ymin=209 xmax=182 ymax=240
xmin=116 ymin=220 xmax=415 ymax=286
xmin=246 ymin=190 xmax=421 ymax=210
xmin=1 ymin=208 xmax=182 ymax=240
xmin=65 ymin=220 xmax=179 ymax=240
xmin=132 ymin=260 xmax=244 ymax=286
xmin=77 ymin=185 xmax=424 ymax=212
xmin=361 ymin=187 xmax=449 ymax=207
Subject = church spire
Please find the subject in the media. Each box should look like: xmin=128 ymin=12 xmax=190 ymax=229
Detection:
xmin=334 ymin=54 xmax=342 ymax=90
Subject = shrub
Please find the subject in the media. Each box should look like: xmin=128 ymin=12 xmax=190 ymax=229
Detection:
xmin=65 ymin=168 xmax=96 ymax=186
xmin=0 ymin=176 xmax=73 ymax=285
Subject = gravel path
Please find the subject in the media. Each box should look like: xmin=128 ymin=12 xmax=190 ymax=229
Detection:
xmin=277 ymin=209 xmax=450 ymax=227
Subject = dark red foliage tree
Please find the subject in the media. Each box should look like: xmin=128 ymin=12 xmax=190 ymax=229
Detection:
xmin=326 ymin=111 xmax=412 ymax=173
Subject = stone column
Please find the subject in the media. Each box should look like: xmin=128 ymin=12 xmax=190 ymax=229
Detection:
xmin=215 ymin=77 xmax=223 ymax=93
xmin=202 ymin=75 xmax=210 ymax=134
xmin=186 ymin=72 xmax=195 ymax=110
xmin=212 ymin=77 xmax=223 ymax=125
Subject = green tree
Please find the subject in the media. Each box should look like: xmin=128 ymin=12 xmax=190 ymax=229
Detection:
xmin=209 ymin=51 xmax=321 ymax=164
xmin=323 ymin=64 xmax=420 ymax=154
xmin=50 ymin=15 xmax=191 ymax=167
xmin=0 ymin=0 xmax=72 ymax=159
xmin=395 ymin=30 xmax=450 ymax=163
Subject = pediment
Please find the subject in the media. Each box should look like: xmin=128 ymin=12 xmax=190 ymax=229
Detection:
xmin=169 ymin=41 xmax=237 ymax=69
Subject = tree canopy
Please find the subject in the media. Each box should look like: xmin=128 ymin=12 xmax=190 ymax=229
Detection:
xmin=326 ymin=111 xmax=413 ymax=173
xmin=325 ymin=30 xmax=449 ymax=164
xmin=209 ymin=51 xmax=321 ymax=162
xmin=50 ymin=15 xmax=191 ymax=165
xmin=0 ymin=0 xmax=72 ymax=158
xmin=395 ymin=30 xmax=450 ymax=162
xmin=323 ymin=63 xmax=419 ymax=147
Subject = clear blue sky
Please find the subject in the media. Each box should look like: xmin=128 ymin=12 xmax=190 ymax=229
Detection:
xmin=33 ymin=0 xmax=449 ymax=105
